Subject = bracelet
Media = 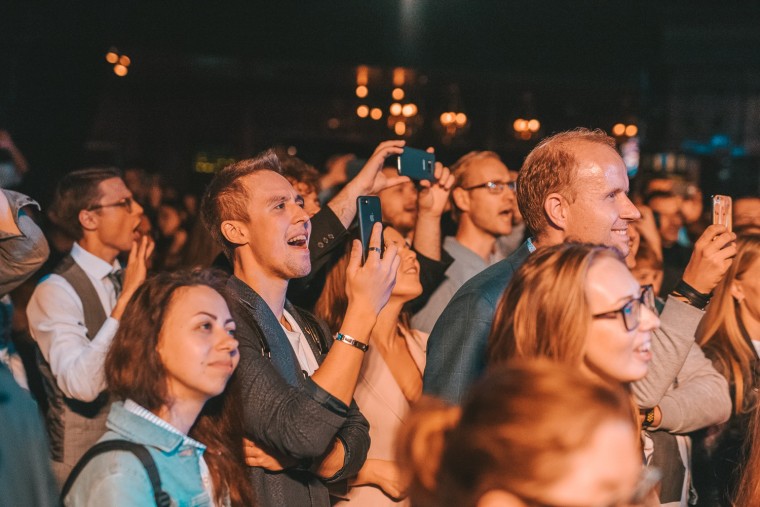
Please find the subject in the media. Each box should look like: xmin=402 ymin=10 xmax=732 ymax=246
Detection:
xmin=671 ymin=279 xmax=712 ymax=310
xmin=335 ymin=333 xmax=369 ymax=352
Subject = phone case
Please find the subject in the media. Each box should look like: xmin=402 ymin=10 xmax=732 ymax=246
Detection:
xmin=357 ymin=196 xmax=383 ymax=263
xmin=712 ymin=195 xmax=732 ymax=232
xmin=397 ymin=147 xmax=435 ymax=181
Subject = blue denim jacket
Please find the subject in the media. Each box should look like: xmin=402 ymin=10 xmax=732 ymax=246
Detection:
xmin=64 ymin=401 xmax=217 ymax=507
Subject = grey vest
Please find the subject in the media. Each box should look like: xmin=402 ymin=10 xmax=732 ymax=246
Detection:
xmin=36 ymin=255 xmax=111 ymax=482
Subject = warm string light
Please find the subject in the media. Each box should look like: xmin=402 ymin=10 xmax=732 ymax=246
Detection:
xmin=612 ymin=123 xmax=638 ymax=137
xmin=352 ymin=65 xmax=416 ymax=136
xmin=513 ymin=117 xmax=541 ymax=140
xmin=105 ymin=47 xmax=130 ymax=77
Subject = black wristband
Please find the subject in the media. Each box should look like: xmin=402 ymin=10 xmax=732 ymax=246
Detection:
xmin=672 ymin=279 xmax=711 ymax=310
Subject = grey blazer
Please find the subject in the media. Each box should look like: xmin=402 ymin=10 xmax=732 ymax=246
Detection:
xmin=227 ymin=276 xmax=370 ymax=507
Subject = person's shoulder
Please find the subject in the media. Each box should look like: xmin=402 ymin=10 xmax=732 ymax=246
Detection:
xmin=69 ymin=437 xmax=155 ymax=496
xmin=454 ymin=257 xmax=517 ymax=302
xmin=30 ymin=272 xmax=75 ymax=301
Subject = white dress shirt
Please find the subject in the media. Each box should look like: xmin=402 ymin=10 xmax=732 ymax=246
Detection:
xmin=26 ymin=242 xmax=121 ymax=401
xmin=280 ymin=309 xmax=320 ymax=376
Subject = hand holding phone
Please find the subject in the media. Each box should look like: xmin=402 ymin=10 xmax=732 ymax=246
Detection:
xmin=357 ymin=196 xmax=383 ymax=263
xmin=397 ymin=147 xmax=436 ymax=181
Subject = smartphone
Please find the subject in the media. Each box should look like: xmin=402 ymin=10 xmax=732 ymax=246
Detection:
xmin=712 ymin=194 xmax=732 ymax=232
xmin=357 ymin=196 xmax=383 ymax=263
xmin=397 ymin=147 xmax=435 ymax=181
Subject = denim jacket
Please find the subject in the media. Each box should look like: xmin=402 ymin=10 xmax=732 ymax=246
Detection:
xmin=0 ymin=189 xmax=49 ymax=297
xmin=64 ymin=401 xmax=221 ymax=507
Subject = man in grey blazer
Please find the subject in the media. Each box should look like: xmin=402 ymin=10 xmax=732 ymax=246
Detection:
xmin=201 ymin=144 xmax=403 ymax=507
xmin=423 ymin=128 xmax=734 ymax=505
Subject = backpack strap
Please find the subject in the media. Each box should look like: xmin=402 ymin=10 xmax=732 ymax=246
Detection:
xmin=61 ymin=440 xmax=172 ymax=507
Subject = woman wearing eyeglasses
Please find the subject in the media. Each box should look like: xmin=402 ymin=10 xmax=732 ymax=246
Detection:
xmin=487 ymin=243 xmax=659 ymax=386
xmin=487 ymin=242 xmax=730 ymax=507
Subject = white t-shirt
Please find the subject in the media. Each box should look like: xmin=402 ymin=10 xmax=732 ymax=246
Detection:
xmin=281 ymin=309 xmax=320 ymax=376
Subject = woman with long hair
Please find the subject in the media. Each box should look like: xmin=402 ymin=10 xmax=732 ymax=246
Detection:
xmin=64 ymin=270 xmax=253 ymax=506
xmin=488 ymin=242 xmax=659 ymax=387
xmin=397 ymin=359 xmax=653 ymax=507
xmin=695 ymin=234 xmax=760 ymax=506
xmin=314 ymin=226 xmax=425 ymax=505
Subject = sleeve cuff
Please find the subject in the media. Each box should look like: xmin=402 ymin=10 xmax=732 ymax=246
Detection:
xmin=89 ymin=317 xmax=120 ymax=349
xmin=302 ymin=377 xmax=350 ymax=417
xmin=321 ymin=434 xmax=349 ymax=484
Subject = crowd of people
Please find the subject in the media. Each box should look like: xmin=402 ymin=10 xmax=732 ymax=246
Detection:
xmin=1 ymin=126 xmax=760 ymax=507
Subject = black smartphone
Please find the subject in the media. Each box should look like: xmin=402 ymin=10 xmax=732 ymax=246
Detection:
xmin=397 ymin=147 xmax=435 ymax=181
xmin=357 ymin=195 xmax=383 ymax=263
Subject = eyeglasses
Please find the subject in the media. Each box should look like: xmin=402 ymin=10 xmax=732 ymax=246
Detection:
xmin=461 ymin=180 xmax=516 ymax=194
xmin=592 ymin=285 xmax=656 ymax=332
xmin=87 ymin=197 xmax=134 ymax=213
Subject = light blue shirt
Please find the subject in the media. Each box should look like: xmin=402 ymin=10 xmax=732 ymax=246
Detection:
xmin=64 ymin=400 xmax=220 ymax=507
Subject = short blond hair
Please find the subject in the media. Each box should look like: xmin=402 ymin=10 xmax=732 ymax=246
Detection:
xmin=449 ymin=150 xmax=504 ymax=220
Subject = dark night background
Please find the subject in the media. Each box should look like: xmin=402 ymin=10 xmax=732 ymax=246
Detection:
xmin=2 ymin=1 xmax=760 ymax=204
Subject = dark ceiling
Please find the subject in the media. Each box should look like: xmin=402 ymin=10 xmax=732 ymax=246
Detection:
xmin=2 ymin=1 xmax=760 ymax=196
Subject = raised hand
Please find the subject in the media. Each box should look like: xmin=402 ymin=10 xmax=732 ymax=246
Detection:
xmin=351 ymin=140 xmax=409 ymax=196
xmin=681 ymin=224 xmax=737 ymax=294
xmin=344 ymin=222 xmax=400 ymax=319
xmin=111 ymin=235 xmax=155 ymax=320
xmin=417 ymin=149 xmax=454 ymax=218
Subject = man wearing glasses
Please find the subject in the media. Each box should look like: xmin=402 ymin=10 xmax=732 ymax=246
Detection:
xmin=412 ymin=151 xmax=516 ymax=333
xmin=27 ymin=168 xmax=153 ymax=485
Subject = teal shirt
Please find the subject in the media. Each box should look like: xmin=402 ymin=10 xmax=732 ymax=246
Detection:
xmin=64 ymin=401 xmax=216 ymax=507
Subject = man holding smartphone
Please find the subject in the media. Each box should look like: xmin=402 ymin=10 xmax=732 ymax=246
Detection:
xmin=201 ymin=149 xmax=401 ymax=507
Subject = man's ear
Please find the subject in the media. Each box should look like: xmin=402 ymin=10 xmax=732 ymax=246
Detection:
xmin=221 ymin=220 xmax=249 ymax=246
xmin=544 ymin=192 xmax=569 ymax=231
xmin=731 ymin=279 xmax=745 ymax=304
xmin=451 ymin=187 xmax=471 ymax=214
xmin=78 ymin=209 xmax=99 ymax=232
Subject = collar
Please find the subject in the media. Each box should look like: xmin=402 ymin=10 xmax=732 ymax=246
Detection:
xmin=71 ymin=242 xmax=121 ymax=280
xmin=444 ymin=236 xmax=492 ymax=267
xmin=107 ymin=400 xmax=205 ymax=454
xmin=526 ymin=237 xmax=537 ymax=253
